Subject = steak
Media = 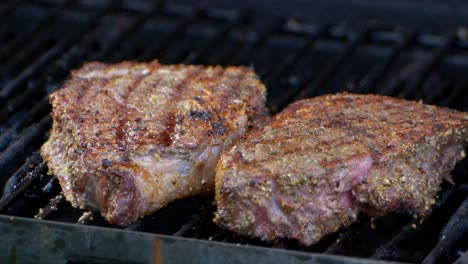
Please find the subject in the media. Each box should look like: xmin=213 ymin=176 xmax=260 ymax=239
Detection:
xmin=41 ymin=60 xmax=268 ymax=226
xmin=214 ymin=93 xmax=468 ymax=246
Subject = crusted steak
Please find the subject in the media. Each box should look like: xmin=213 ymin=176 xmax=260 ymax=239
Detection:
xmin=41 ymin=60 xmax=268 ymax=226
xmin=215 ymin=93 xmax=468 ymax=246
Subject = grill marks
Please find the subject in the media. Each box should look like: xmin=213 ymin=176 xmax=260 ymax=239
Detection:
xmin=128 ymin=66 xmax=175 ymax=147
xmin=119 ymin=70 xmax=150 ymax=160
xmin=164 ymin=66 xmax=205 ymax=146
xmin=74 ymin=63 xmax=150 ymax=160
xmin=169 ymin=66 xmax=238 ymax=147
xmin=127 ymin=65 xmax=204 ymax=148
xmin=215 ymin=93 xmax=468 ymax=246
xmin=199 ymin=67 xmax=232 ymax=137
xmin=42 ymin=60 xmax=268 ymax=226
xmin=245 ymin=119 xmax=367 ymax=168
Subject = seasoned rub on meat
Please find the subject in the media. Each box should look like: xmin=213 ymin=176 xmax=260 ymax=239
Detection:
xmin=215 ymin=93 xmax=468 ymax=246
xmin=41 ymin=60 xmax=268 ymax=226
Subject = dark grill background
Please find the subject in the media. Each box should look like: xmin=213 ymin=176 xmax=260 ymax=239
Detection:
xmin=0 ymin=1 xmax=467 ymax=263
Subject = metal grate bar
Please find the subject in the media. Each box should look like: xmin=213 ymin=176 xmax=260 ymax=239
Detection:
xmin=11 ymin=96 xmax=50 ymax=131
xmin=0 ymin=152 xmax=42 ymax=196
xmin=91 ymin=3 xmax=162 ymax=61
xmin=0 ymin=1 xmax=77 ymax=74
xmin=0 ymin=94 xmax=49 ymax=151
xmin=0 ymin=8 xmax=108 ymax=102
xmin=223 ymin=19 xmax=284 ymax=65
xmin=372 ymin=223 xmax=417 ymax=260
xmin=124 ymin=198 xmax=204 ymax=235
xmin=0 ymin=83 xmax=48 ymax=123
xmin=0 ymin=8 xmax=164 ymax=112
xmin=0 ymin=158 xmax=45 ymax=212
xmin=380 ymin=71 xmax=405 ymax=96
xmin=137 ymin=12 xmax=201 ymax=61
xmin=196 ymin=21 xmax=282 ymax=67
xmin=440 ymin=77 xmax=468 ymax=107
xmin=105 ymin=7 xmax=200 ymax=62
xmin=34 ymin=194 xmax=65 ymax=220
xmin=423 ymin=198 xmax=468 ymax=264
xmin=41 ymin=177 xmax=60 ymax=197
xmin=1 ymin=5 xmax=174 ymax=150
xmin=0 ymin=0 xmax=21 ymax=24
xmin=324 ymin=221 xmax=367 ymax=255
xmin=424 ymin=80 xmax=452 ymax=105
xmin=454 ymin=251 xmax=468 ymax=264
xmin=0 ymin=30 xmax=57 ymax=75
xmin=324 ymin=185 xmax=458 ymax=258
xmin=0 ymin=116 xmax=51 ymax=174
xmin=296 ymin=29 xmax=368 ymax=99
xmin=0 ymin=18 xmax=54 ymax=61
xmin=173 ymin=214 xmax=201 ymax=237
xmin=0 ymin=2 xmax=68 ymax=62
xmin=356 ymin=32 xmax=416 ymax=94
xmin=107 ymin=37 xmax=143 ymax=62
xmin=0 ymin=16 xmax=158 ymax=147
xmin=0 ymin=8 xmax=141 ymax=134
xmin=267 ymin=28 xmax=326 ymax=111
xmin=181 ymin=13 xmax=247 ymax=64
xmin=0 ymin=130 xmax=15 ymax=152
xmin=399 ymin=34 xmax=456 ymax=99
xmin=0 ymin=71 xmax=58 ymax=146
xmin=371 ymin=185 xmax=456 ymax=260
xmin=0 ymin=8 xmax=61 ymax=62
xmin=263 ymin=29 xmax=324 ymax=86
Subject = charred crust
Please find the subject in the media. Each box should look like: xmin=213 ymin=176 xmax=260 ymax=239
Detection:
xmin=193 ymin=96 xmax=204 ymax=103
xmin=121 ymin=154 xmax=130 ymax=162
xmin=189 ymin=110 xmax=212 ymax=121
xmin=101 ymin=158 xmax=112 ymax=168
xmin=248 ymin=179 xmax=256 ymax=187
xmin=176 ymin=116 xmax=184 ymax=125
xmin=210 ymin=121 xmax=227 ymax=136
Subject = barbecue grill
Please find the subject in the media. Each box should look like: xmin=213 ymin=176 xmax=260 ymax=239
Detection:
xmin=1 ymin=0 xmax=468 ymax=263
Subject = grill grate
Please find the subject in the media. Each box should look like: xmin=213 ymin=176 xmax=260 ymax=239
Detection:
xmin=1 ymin=1 xmax=468 ymax=263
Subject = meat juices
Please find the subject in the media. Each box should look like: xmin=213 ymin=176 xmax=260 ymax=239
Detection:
xmin=41 ymin=60 xmax=268 ymax=226
xmin=215 ymin=93 xmax=468 ymax=246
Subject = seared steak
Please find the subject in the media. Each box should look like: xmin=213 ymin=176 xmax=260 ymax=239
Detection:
xmin=41 ymin=60 xmax=268 ymax=226
xmin=215 ymin=93 xmax=468 ymax=246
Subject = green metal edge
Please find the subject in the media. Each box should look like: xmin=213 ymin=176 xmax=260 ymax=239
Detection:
xmin=0 ymin=215 xmax=402 ymax=264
